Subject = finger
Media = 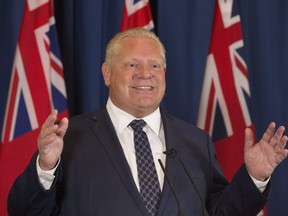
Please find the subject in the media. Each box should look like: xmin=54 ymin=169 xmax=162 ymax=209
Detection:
xmin=270 ymin=126 xmax=285 ymax=148
xmin=38 ymin=123 xmax=58 ymax=143
xmin=279 ymin=135 xmax=288 ymax=150
xmin=274 ymin=135 xmax=288 ymax=165
xmin=274 ymin=135 xmax=288 ymax=156
xmin=274 ymin=144 xmax=282 ymax=154
xmin=38 ymin=132 xmax=58 ymax=151
xmin=280 ymin=149 xmax=288 ymax=159
xmin=244 ymin=127 xmax=254 ymax=151
xmin=57 ymin=117 xmax=69 ymax=139
xmin=42 ymin=109 xmax=58 ymax=129
xmin=261 ymin=122 xmax=276 ymax=143
xmin=275 ymin=149 xmax=288 ymax=164
xmin=275 ymin=155 xmax=282 ymax=165
xmin=38 ymin=110 xmax=59 ymax=145
xmin=275 ymin=126 xmax=286 ymax=144
xmin=40 ymin=117 xmax=68 ymax=146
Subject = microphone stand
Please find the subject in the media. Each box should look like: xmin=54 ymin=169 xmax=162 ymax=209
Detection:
xmin=179 ymin=159 xmax=209 ymax=216
xmin=158 ymin=159 xmax=183 ymax=216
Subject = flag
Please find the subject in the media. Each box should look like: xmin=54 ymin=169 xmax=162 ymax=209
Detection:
xmin=0 ymin=0 xmax=68 ymax=215
xmin=197 ymin=0 xmax=252 ymax=180
xmin=120 ymin=0 xmax=154 ymax=31
xmin=198 ymin=0 xmax=252 ymax=181
xmin=197 ymin=0 xmax=266 ymax=215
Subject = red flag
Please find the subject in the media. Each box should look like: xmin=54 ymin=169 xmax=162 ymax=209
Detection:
xmin=197 ymin=0 xmax=251 ymax=180
xmin=197 ymin=1 xmax=266 ymax=215
xmin=121 ymin=0 xmax=154 ymax=31
xmin=0 ymin=0 xmax=68 ymax=215
xmin=198 ymin=0 xmax=252 ymax=180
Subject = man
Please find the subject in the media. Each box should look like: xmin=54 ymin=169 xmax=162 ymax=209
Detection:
xmin=8 ymin=28 xmax=288 ymax=216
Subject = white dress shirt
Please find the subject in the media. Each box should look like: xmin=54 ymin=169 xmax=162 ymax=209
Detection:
xmin=106 ymin=98 xmax=166 ymax=191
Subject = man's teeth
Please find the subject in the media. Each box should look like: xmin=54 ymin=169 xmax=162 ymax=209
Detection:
xmin=135 ymin=86 xmax=152 ymax=90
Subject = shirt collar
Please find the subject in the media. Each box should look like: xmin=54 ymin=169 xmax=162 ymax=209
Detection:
xmin=106 ymin=98 xmax=162 ymax=135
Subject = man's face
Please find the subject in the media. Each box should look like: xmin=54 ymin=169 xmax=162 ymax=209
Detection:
xmin=102 ymin=37 xmax=166 ymax=117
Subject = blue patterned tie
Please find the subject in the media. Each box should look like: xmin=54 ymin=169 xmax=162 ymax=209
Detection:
xmin=130 ymin=119 xmax=161 ymax=215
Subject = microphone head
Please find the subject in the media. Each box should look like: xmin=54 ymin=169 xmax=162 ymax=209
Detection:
xmin=163 ymin=148 xmax=177 ymax=158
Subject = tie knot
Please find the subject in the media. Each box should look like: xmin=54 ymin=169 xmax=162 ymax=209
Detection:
xmin=129 ymin=119 xmax=146 ymax=131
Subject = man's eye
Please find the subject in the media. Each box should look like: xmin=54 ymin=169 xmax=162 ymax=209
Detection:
xmin=126 ymin=63 xmax=137 ymax=68
xmin=151 ymin=64 xmax=161 ymax=69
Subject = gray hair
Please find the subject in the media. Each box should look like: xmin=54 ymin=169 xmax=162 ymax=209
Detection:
xmin=105 ymin=28 xmax=166 ymax=66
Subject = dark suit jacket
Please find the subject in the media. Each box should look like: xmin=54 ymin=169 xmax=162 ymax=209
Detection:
xmin=8 ymin=107 xmax=268 ymax=216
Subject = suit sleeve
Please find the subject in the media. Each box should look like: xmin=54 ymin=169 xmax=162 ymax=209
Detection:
xmin=207 ymin=135 xmax=269 ymax=216
xmin=7 ymin=153 xmax=61 ymax=216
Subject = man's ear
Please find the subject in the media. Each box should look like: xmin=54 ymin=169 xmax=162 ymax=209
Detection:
xmin=102 ymin=63 xmax=110 ymax=86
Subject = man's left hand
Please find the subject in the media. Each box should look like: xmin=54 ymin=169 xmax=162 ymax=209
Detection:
xmin=244 ymin=122 xmax=288 ymax=181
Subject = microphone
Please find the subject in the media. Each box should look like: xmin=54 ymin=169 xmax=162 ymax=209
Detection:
xmin=179 ymin=158 xmax=209 ymax=216
xmin=164 ymin=148 xmax=208 ymax=216
xmin=163 ymin=148 xmax=177 ymax=158
xmin=158 ymin=159 xmax=183 ymax=216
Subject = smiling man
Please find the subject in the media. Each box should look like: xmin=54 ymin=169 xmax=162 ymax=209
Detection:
xmin=102 ymin=29 xmax=166 ymax=118
xmin=8 ymin=28 xmax=288 ymax=216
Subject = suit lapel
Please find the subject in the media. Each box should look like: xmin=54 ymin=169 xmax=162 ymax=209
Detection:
xmin=89 ymin=108 xmax=183 ymax=215
xmin=90 ymin=108 xmax=148 ymax=215
xmin=157 ymin=111 xmax=183 ymax=216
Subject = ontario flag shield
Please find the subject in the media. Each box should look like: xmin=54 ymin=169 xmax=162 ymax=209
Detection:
xmin=0 ymin=0 xmax=68 ymax=214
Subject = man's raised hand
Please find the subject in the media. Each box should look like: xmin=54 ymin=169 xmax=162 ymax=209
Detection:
xmin=38 ymin=110 xmax=69 ymax=171
xmin=244 ymin=122 xmax=288 ymax=181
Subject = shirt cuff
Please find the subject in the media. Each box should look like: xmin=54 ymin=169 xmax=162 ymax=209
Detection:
xmin=36 ymin=155 xmax=60 ymax=190
xmin=249 ymin=173 xmax=270 ymax=193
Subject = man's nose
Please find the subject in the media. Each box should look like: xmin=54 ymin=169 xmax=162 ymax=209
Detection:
xmin=137 ymin=65 xmax=152 ymax=78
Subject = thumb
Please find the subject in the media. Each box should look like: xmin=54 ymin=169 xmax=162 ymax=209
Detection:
xmin=244 ymin=127 xmax=254 ymax=152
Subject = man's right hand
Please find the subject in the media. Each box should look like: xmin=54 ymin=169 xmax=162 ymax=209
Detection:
xmin=38 ymin=109 xmax=69 ymax=171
